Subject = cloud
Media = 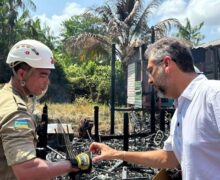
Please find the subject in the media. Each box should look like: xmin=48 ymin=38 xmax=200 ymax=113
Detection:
xmin=153 ymin=0 xmax=220 ymax=43
xmin=156 ymin=0 xmax=220 ymax=24
xmin=63 ymin=2 xmax=85 ymax=15
xmin=34 ymin=2 xmax=85 ymax=37
xmin=35 ymin=0 xmax=220 ymax=43
xmin=155 ymin=0 xmax=187 ymax=19
xmin=187 ymin=0 xmax=220 ymax=26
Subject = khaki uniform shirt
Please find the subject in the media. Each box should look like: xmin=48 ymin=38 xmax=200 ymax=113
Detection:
xmin=0 ymin=82 xmax=38 ymax=180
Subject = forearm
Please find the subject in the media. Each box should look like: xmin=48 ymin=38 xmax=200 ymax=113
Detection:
xmin=12 ymin=158 xmax=77 ymax=180
xmin=115 ymin=150 xmax=179 ymax=168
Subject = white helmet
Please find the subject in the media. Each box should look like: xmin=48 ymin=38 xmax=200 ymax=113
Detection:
xmin=6 ymin=39 xmax=55 ymax=69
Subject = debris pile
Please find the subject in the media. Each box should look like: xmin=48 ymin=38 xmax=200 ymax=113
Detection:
xmin=47 ymin=130 xmax=169 ymax=179
xmin=46 ymin=111 xmax=180 ymax=179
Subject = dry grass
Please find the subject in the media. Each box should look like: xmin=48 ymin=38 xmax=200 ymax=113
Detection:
xmin=35 ymin=97 xmax=125 ymax=135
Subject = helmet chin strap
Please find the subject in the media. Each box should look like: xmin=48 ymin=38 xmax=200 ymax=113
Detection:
xmin=20 ymin=68 xmax=34 ymax=87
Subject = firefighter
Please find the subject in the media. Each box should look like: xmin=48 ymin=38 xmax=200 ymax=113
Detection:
xmin=0 ymin=39 xmax=91 ymax=180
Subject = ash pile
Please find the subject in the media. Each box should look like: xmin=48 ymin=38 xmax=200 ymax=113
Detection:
xmin=44 ymin=110 xmax=181 ymax=180
xmin=47 ymin=134 xmax=166 ymax=180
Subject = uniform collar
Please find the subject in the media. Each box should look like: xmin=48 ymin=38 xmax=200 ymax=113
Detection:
xmin=4 ymin=80 xmax=29 ymax=103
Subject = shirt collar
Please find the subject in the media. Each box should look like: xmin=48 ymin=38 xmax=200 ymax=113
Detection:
xmin=174 ymin=74 xmax=207 ymax=106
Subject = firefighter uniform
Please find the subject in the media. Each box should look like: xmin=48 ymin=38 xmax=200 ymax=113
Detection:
xmin=0 ymin=82 xmax=37 ymax=180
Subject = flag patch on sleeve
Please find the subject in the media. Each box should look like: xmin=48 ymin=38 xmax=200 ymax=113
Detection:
xmin=14 ymin=119 xmax=29 ymax=129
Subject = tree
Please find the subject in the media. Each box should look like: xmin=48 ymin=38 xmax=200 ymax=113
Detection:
xmin=60 ymin=59 xmax=124 ymax=104
xmin=63 ymin=0 xmax=180 ymax=105
xmin=0 ymin=0 xmax=56 ymax=83
xmin=0 ymin=0 xmax=36 ymax=82
xmin=176 ymin=18 xmax=205 ymax=46
xmin=60 ymin=12 xmax=109 ymax=64
xmin=65 ymin=0 xmax=180 ymax=71
xmin=3 ymin=0 xmax=36 ymax=44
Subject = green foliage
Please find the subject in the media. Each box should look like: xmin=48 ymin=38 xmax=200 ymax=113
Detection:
xmin=56 ymin=59 xmax=125 ymax=104
xmin=69 ymin=61 xmax=111 ymax=103
xmin=0 ymin=0 xmax=35 ymax=82
xmin=61 ymin=13 xmax=105 ymax=39
xmin=65 ymin=0 xmax=180 ymax=67
xmin=53 ymin=46 xmax=126 ymax=104
xmin=0 ymin=1 xmax=73 ymax=103
xmin=0 ymin=0 xmax=56 ymax=83
xmin=63 ymin=0 xmax=180 ymax=105
xmin=61 ymin=12 xmax=110 ymax=64
xmin=0 ymin=1 xmax=126 ymax=104
xmin=176 ymin=18 xmax=205 ymax=46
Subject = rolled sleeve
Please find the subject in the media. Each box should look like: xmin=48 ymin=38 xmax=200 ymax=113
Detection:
xmin=163 ymin=135 xmax=173 ymax=151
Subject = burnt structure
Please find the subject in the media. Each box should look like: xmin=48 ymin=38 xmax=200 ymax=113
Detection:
xmin=192 ymin=39 xmax=220 ymax=80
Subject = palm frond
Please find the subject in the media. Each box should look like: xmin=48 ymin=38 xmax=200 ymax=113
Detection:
xmin=131 ymin=0 xmax=159 ymax=36
xmin=95 ymin=4 xmax=114 ymax=24
xmin=124 ymin=0 xmax=141 ymax=25
xmin=65 ymin=33 xmax=115 ymax=58
xmin=154 ymin=18 xmax=181 ymax=38
xmin=25 ymin=0 xmax=36 ymax=11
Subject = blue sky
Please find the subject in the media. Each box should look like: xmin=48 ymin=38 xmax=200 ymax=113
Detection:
xmin=31 ymin=0 xmax=220 ymax=45
xmin=31 ymin=0 xmax=103 ymax=17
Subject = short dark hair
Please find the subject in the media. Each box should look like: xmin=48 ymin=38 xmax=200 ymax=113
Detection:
xmin=145 ymin=37 xmax=195 ymax=73
xmin=13 ymin=62 xmax=31 ymax=73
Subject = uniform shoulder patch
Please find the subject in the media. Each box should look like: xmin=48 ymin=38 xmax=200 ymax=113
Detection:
xmin=14 ymin=119 xmax=29 ymax=129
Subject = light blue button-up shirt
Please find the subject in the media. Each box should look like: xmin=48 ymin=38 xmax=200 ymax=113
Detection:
xmin=164 ymin=74 xmax=220 ymax=180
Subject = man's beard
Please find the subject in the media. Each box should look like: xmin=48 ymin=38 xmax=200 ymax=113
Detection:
xmin=154 ymin=69 xmax=167 ymax=98
xmin=156 ymin=87 xmax=166 ymax=98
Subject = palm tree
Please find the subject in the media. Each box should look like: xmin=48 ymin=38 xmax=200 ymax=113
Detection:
xmin=60 ymin=13 xmax=109 ymax=64
xmin=176 ymin=18 xmax=205 ymax=46
xmin=0 ymin=0 xmax=36 ymax=50
xmin=0 ymin=0 xmax=36 ymax=83
xmin=65 ymin=0 xmax=180 ymax=71
xmin=5 ymin=0 xmax=36 ymax=44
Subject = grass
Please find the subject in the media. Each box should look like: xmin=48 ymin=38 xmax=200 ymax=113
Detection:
xmin=35 ymin=97 xmax=125 ymax=135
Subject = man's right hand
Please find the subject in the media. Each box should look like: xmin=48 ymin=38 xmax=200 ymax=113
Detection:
xmin=89 ymin=142 xmax=121 ymax=163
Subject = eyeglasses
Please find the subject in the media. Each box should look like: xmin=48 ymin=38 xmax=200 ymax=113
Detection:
xmin=146 ymin=57 xmax=177 ymax=77
xmin=146 ymin=59 xmax=164 ymax=77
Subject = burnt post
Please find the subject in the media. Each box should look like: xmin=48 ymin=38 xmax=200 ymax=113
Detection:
xmin=94 ymin=106 xmax=99 ymax=142
xmin=36 ymin=103 xmax=48 ymax=159
xmin=123 ymin=113 xmax=129 ymax=151
xmin=160 ymin=109 xmax=165 ymax=132
xmin=150 ymin=26 xmax=156 ymax=133
xmin=123 ymin=113 xmax=129 ymax=165
xmin=110 ymin=44 xmax=116 ymax=134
